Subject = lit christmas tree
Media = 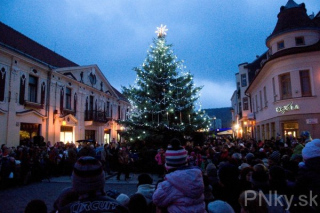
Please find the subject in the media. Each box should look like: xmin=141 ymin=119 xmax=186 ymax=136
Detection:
xmin=119 ymin=25 xmax=211 ymax=144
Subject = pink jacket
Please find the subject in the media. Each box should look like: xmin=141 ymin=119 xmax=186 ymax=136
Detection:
xmin=153 ymin=167 xmax=206 ymax=213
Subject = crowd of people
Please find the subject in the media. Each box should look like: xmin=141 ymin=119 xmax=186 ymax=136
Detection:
xmin=1 ymin=131 xmax=320 ymax=212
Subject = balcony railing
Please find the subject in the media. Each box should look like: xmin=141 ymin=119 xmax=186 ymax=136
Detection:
xmin=85 ymin=110 xmax=111 ymax=123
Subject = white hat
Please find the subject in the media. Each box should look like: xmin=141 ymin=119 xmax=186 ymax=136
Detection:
xmin=302 ymin=139 xmax=320 ymax=160
xmin=116 ymin=193 xmax=130 ymax=206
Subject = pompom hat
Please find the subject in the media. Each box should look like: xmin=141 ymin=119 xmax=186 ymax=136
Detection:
xmin=72 ymin=156 xmax=105 ymax=193
xmin=302 ymin=138 xmax=320 ymax=160
xmin=165 ymin=138 xmax=188 ymax=171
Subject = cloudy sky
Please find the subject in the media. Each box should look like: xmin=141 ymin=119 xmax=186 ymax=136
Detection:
xmin=1 ymin=0 xmax=319 ymax=109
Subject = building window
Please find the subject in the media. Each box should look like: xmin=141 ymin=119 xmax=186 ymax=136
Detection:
xmin=279 ymin=73 xmax=292 ymax=100
xmin=295 ymin=36 xmax=305 ymax=46
xmin=74 ymin=93 xmax=77 ymax=116
xmin=60 ymin=88 xmax=64 ymax=113
xmin=0 ymin=67 xmax=6 ymax=102
xmin=241 ymin=74 xmax=247 ymax=87
xmin=263 ymin=86 xmax=267 ymax=107
xmin=118 ymin=105 xmax=121 ymax=120
xmin=252 ymin=97 xmax=255 ymax=113
xmin=28 ymin=75 xmax=38 ymax=103
xmin=300 ymin=70 xmax=311 ymax=97
xmin=255 ymin=94 xmax=258 ymax=112
xmin=107 ymin=101 xmax=110 ymax=117
xmin=272 ymin=77 xmax=276 ymax=102
xmin=65 ymin=87 xmax=71 ymax=110
xmin=239 ymin=102 xmax=242 ymax=113
xmin=277 ymin=40 xmax=285 ymax=50
xmin=243 ymin=97 xmax=248 ymax=111
xmin=259 ymin=90 xmax=263 ymax=111
xmin=19 ymin=75 xmax=26 ymax=105
xmin=41 ymin=82 xmax=45 ymax=105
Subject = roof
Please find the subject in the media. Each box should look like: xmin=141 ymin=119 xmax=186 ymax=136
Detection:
xmin=266 ymin=1 xmax=319 ymax=42
xmin=111 ymin=86 xmax=129 ymax=103
xmin=0 ymin=21 xmax=78 ymax=68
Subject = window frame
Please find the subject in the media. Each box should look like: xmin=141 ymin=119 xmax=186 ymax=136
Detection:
xmin=295 ymin=36 xmax=305 ymax=46
xmin=277 ymin=40 xmax=285 ymax=50
xmin=28 ymin=75 xmax=38 ymax=103
xmin=279 ymin=73 xmax=292 ymax=100
xmin=299 ymin=70 xmax=312 ymax=97
xmin=65 ymin=87 xmax=72 ymax=110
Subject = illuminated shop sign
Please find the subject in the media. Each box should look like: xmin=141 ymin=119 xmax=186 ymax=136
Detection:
xmin=276 ymin=102 xmax=299 ymax=114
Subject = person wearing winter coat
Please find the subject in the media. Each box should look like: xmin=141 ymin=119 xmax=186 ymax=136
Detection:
xmin=152 ymin=138 xmax=206 ymax=213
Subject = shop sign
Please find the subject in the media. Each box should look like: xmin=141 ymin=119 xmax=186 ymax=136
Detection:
xmin=276 ymin=102 xmax=299 ymax=114
xmin=306 ymin=118 xmax=318 ymax=124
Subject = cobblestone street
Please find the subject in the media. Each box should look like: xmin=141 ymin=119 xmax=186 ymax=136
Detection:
xmin=0 ymin=173 xmax=160 ymax=213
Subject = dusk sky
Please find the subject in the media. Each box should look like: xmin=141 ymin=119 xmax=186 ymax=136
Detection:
xmin=1 ymin=0 xmax=319 ymax=109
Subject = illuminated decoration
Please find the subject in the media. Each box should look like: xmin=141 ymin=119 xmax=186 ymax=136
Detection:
xmin=118 ymin=26 xmax=210 ymax=142
xmin=62 ymin=120 xmax=66 ymax=126
xmin=276 ymin=102 xmax=299 ymax=114
xmin=155 ymin=24 xmax=168 ymax=38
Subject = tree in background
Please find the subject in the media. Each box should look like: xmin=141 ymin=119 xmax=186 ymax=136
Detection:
xmin=118 ymin=25 xmax=211 ymax=145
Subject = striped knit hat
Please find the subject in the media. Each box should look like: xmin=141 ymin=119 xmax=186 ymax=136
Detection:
xmin=165 ymin=138 xmax=188 ymax=171
xmin=72 ymin=156 xmax=105 ymax=194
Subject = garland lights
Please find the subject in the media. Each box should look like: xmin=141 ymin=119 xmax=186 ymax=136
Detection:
xmin=119 ymin=25 xmax=211 ymax=141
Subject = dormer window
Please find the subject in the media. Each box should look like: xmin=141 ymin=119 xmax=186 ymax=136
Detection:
xmin=295 ymin=36 xmax=305 ymax=46
xmin=277 ymin=40 xmax=285 ymax=50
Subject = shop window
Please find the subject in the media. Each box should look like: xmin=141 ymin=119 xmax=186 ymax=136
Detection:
xmin=279 ymin=73 xmax=292 ymax=100
xmin=0 ymin=67 xmax=6 ymax=102
xmin=28 ymin=75 xmax=38 ymax=103
xmin=85 ymin=130 xmax=95 ymax=140
xmin=300 ymin=70 xmax=311 ymax=97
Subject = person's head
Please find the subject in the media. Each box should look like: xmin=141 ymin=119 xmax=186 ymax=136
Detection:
xmin=128 ymin=193 xmax=148 ymax=213
xmin=218 ymin=163 xmax=239 ymax=186
xmin=207 ymin=200 xmax=235 ymax=213
xmin=302 ymin=138 xmax=320 ymax=161
xmin=239 ymin=190 xmax=268 ymax=213
xmin=25 ymin=199 xmax=47 ymax=213
xmin=138 ymin=173 xmax=153 ymax=186
xmin=72 ymin=156 xmax=105 ymax=195
xmin=268 ymin=151 xmax=280 ymax=167
xmin=165 ymin=138 xmax=188 ymax=172
xmin=116 ymin=193 xmax=130 ymax=207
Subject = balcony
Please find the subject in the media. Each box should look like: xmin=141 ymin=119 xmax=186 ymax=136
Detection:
xmin=24 ymin=100 xmax=43 ymax=109
xmin=85 ymin=110 xmax=111 ymax=123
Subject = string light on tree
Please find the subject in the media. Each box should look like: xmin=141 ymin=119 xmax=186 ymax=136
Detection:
xmin=118 ymin=25 xmax=211 ymax=143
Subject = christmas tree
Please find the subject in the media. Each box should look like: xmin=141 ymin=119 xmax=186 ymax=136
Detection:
xmin=119 ymin=25 xmax=211 ymax=144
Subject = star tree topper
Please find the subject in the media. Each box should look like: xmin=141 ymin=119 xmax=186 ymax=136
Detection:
xmin=155 ymin=24 xmax=168 ymax=38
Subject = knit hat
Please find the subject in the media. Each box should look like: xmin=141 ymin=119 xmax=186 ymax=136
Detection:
xmin=268 ymin=151 xmax=280 ymax=163
xmin=116 ymin=193 xmax=130 ymax=207
xmin=165 ymin=138 xmax=188 ymax=171
xmin=72 ymin=156 xmax=105 ymax=194
xmin=207 ymin=200 xmax=235 ymax=213
xmin=302 ymin=139 xmax=320 ymax=160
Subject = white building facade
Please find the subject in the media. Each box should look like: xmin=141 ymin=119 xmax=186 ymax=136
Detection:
xmin=232 ymin=0 xmax=320 ymax=140
xmin=0 ymin=22 xmax=130 ymax=147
